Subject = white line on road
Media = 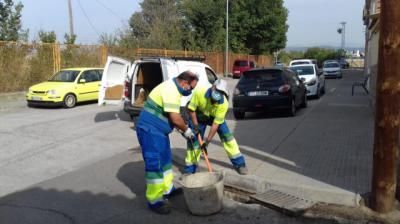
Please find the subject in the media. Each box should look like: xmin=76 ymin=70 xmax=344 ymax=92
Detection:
xmin=330 ymin=88 xmax=336 ymax=93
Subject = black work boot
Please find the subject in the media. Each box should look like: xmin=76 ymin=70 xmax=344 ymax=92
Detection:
xmin=164 ymin=187 xmax=183 ymax=199
xmin=235 ymin=166 xmax=248 ymax=175
xmin=149 ymin=202 xmax=171 ymax=215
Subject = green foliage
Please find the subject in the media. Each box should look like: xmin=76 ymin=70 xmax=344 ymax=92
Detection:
xmin=0 ymin=0 xmax=24 ymax=41
xmin=99 ymin=33 xmax=118 ymax=46
xmin=64 ymin=33 xmax=77 ymax=45
xmin=127 ymin=0 xmax=183 ymax=49
xmin=38 ymin=30 xmax=57 ymax=43
xmin=304 ymin=48 xmax=342 ymax=67
xmin=229 ymin=0 xmax=288 ymax=54
xmin=179 ymin=0 xmax=226 ymax=51
xmin=278 ymin=51 xmax=304 ymax=65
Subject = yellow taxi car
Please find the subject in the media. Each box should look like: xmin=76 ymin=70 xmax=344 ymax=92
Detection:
xmin=26 ymin=68 xmax=103 ymax=108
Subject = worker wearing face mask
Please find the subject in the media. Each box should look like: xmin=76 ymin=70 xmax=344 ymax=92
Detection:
xmin=184 ymin=79 xmax=248 ymax=175
xmin=136 ymin=70 xmax=199 ymax=215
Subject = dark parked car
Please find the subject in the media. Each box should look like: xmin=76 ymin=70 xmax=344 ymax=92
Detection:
xmin=338 ymin=58 xmax=350 ymax=69
xmin=232 ymin=68 xmax=307 ymax=119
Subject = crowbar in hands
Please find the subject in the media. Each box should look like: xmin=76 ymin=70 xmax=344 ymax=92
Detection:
xmin=196 ymin=134 xmax=212 ymax=172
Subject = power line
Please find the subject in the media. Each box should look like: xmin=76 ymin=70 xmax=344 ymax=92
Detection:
xmin=76 ymin=0 xmax=101 ymax=36
xmin=95 ymin=0 xmax=127 ymax=24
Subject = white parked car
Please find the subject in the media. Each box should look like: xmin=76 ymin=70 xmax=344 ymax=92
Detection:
xmin=289 ymin=59 xmax=318 ymax=67
xmin=99 ymin=56 xmax=218 ymax=118
xmin=322 ymin=62 xmax=342 ymax=79
xmin=289 ymin=64 xmax=325 ymax=98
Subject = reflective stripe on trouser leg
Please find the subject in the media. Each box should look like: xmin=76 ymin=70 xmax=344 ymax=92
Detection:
xmin=136 ymin=127 xmax=173 ymax=206
xmin=217 ymin=121 xmax=246 ymax=167
xmin=184 ymin=122 xmax=207 ymax=173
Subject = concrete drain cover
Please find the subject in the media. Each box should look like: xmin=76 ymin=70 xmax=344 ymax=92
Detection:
xmin=250 ymin=189 xmax=315 ymax=215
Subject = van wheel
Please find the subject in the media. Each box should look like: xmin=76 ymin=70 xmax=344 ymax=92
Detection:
xmin=63 ymin=94 xmax=76 ymax=108
xmin=234 ymin=111 xmax=245 ymax=120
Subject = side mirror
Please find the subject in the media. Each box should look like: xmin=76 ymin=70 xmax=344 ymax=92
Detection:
xmin=79 ymin=79 xmax=86 ymax=83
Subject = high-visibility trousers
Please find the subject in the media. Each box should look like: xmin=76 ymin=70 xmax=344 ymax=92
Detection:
xmin=136 ymin=126 xmax=174 ymax=208
xmin=185 ymin=120 xmax=246 ymax=173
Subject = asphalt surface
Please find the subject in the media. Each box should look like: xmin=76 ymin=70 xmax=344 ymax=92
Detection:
xmin=0 ymin=69 xmax=375 ymax=223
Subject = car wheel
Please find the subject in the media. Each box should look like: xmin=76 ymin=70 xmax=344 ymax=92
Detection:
xmin=321 ymin=81 xmax=326 ymax=94
xmin=288 ymin=98 xmax=296 ymax=117
xmin=233 ymin=111 xmax=245 ymax=120
xmin=315 ymin=86 xmax=321 ymax=99
xmin=63 ymin=93 xmax=76 ymax=108
xmin=300 ymin=92 xmax=307 ymax=108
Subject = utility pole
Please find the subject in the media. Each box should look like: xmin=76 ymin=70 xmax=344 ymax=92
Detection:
xmin=67 ymin=0 xmax=75 ymax=37
xmin=340 ymin=22 xmax=346 ymax=51
xmin=371 ymin=0 xmax=400 ymax=213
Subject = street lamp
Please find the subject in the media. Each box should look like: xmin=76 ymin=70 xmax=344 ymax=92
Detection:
xmin=225 ymin=0 xmax=229 ymax=77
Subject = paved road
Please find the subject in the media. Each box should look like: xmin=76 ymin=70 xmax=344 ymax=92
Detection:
xmin=0 ymin=69 xmax=373 ymax=223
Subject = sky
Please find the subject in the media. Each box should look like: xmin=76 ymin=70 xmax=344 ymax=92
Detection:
xmin=18 ymin=0 xmax=366 ymax=48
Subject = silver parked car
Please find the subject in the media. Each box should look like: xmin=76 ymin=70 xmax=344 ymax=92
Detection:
xmin=322 ymin=62 xmax=342 ymax=79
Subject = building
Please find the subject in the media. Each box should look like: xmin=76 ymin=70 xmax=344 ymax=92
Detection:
xmin=363 ymin=0 xmax=380 ymax=109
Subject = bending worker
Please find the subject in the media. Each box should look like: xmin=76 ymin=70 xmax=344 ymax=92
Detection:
xmin=136 ymin=71 xmax=198 ymax=215
xmin=185 ymin=79 xmax=248 ymax=175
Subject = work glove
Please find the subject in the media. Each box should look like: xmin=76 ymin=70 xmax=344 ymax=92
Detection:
xmin=201 ymin=140 xmax=209 ymax=155
xmin=183 ymin=128 xmax=195 ymax=140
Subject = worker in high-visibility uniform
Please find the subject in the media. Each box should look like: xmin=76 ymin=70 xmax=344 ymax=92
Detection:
xmin=136 ymin=71 xmax=198 ymax=215
xmin=185 ymin=79 xmax=248 ymax=175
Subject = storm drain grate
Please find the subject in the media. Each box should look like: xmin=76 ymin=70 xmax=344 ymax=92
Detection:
xmin=250 ymin=189 xmax=315 ymax=215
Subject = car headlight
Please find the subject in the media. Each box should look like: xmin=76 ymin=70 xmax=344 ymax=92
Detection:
xmin=47 ymin=89 xmax=57 ymax=95
xmin=306 ymin=78 xmax=317 ymax=86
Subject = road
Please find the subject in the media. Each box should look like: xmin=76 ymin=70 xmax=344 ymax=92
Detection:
xmin=0 ymin=69 xmax=373 ymax=198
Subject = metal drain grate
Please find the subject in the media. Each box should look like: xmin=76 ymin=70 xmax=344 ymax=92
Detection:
xmin=250 ymin=189 xmax=315 ymax=215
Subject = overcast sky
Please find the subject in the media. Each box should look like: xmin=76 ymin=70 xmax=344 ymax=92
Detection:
xmin=19 ymin=0 xmax=366 ymax=48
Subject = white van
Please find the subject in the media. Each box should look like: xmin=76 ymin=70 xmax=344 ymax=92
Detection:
xmin=98 ymin=56 xmax=218 ymax=118
xmin=289 ymin=59 xmax=318 ymax=67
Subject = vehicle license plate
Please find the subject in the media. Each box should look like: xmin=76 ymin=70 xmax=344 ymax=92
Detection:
xmin=248 ymin=91 xmax=269 ymax=96
xmin=32 ymin=96 xmax=42 ymax=101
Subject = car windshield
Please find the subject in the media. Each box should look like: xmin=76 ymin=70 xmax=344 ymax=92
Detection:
xmin=323 ymin=63 xmax=340 ymax=68
xmin=234 ymin=61 xmax=248 ymax=66
xmin=289 ymin=66 xmax=314 ymax=75
xmin=242 ymin=70 xmax=283 ymax=84
xmin=49 ymin=70 xmax=80 ymax=82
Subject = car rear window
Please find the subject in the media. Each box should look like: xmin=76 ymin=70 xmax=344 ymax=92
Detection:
xmin=289 ymin=66 xmax=314 ymax=75
xmin=242 ymin=70 xmax=284 ymax=84
xmin=234 ymin=60 xmax=249 ymax=66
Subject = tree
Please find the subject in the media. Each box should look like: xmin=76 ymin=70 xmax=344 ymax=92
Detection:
xmin=230 ymin=0 xmax=288 ymax=54
xmin=38 ymin=30 xmax=57 ymax=43
xmin=127 ymin=0 xmax=183 ymax=49
xmin=180 ymin=0 xmax=288 ymax=54
xmin=0 ymin=0 xmax=24 ymax=41
xmin=99 ymin=33 xmax=118 ymax=46
xmin=179 ymin=0 xmax=226 ymax=51
xmin=64 ymin=33 xmax=76 ymax=45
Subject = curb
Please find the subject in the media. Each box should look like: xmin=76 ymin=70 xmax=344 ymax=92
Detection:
xmin=172 ymin=150 xmax=361 ymax=209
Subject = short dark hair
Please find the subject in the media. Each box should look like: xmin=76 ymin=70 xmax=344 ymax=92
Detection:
xmin=177 ymin=71 xmax=199 ymax=83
